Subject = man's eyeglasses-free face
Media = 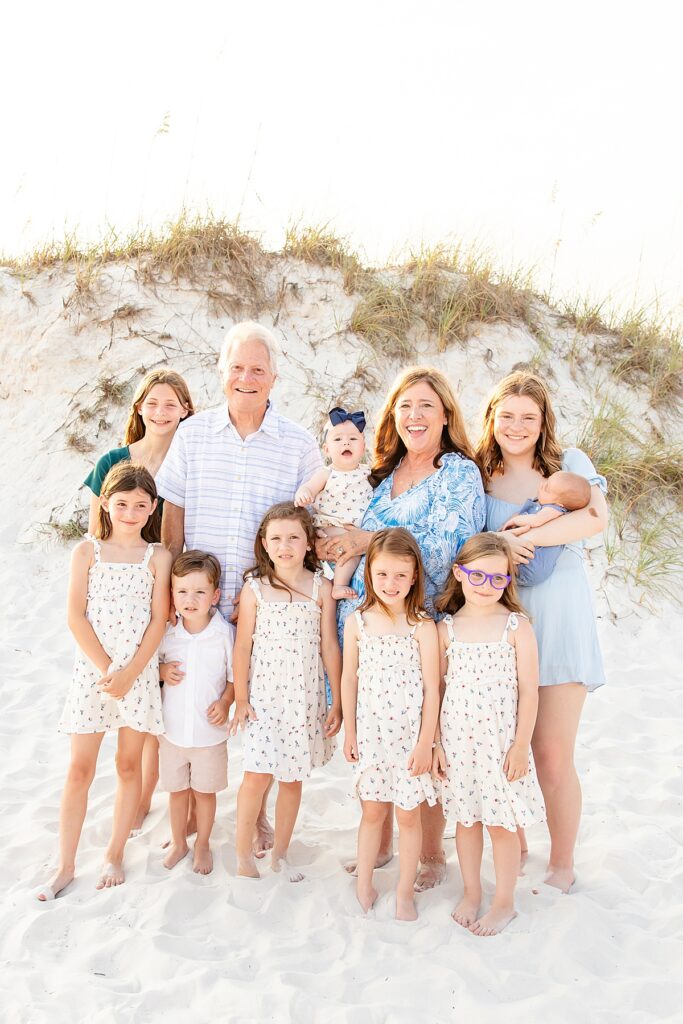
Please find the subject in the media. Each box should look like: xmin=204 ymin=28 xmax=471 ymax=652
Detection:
xmin=456 ymin=565 xmax=511 ymax=590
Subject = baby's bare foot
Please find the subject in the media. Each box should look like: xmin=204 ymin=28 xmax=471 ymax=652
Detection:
xmin=470 ymin=906 xmax=517 ymax=936
xmin=96 ymin=861 xmax=125 ymax=889
xmin=356 ymin=884 xmax=378 ymax=913
xmin=452 ymin=893 xmax=481 ymax=928
xmin=395 ymin=892 xmax=417 ymax=921
xmin=36 ymin=868 xmax=74 ymax=902
xmin=253 ymin=815 xmax=274 ymax=859
xmin=163 ymin=842 xmax=189 ymax=870
xmin=331 ymin=585 xmax=357 ymax=601
xmin=271 ymin=851 xmax=304 ymax=883
xmin=237 ymin=854 xmax=260 ymax=879
xmin=414 ymin=858 xmax=446 ymax=892
xmin=344 ymin=849 xmax=393 ymax=876
xmin=193 ymin=844 xmax=213 ymax=875
xmin=544 ymin=866 xmax=575 ymax=893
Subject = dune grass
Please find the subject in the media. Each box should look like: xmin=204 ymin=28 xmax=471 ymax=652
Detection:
xmin=348 ymin=282 xmax=415 ymax=360
xmin=283 ymin=223 xmax=366 ymax=293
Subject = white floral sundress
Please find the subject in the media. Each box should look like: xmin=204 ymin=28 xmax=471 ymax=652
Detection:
xmin=439 ymin=612 xmax=545 ymax=831
xmin=58 ymin=538 xmax=163 ymax=735
xmin=353 ymin=612 xmax=436 ymax=811
xmin=243 ymin=572 xmax=335 ymax=782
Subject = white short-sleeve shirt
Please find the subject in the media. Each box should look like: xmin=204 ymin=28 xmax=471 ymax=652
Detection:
xmin=159 ymin=610 xmax=234 ymax=748
xmin=155 ymin=402 xmax=323 ymax=619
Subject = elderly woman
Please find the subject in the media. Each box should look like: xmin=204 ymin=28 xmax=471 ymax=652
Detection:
xmin=320 ymin=366 xmax=485 ymax=888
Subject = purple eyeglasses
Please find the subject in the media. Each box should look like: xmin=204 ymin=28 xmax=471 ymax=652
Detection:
xmin=456 ymin=565 xmax=511 ymax=590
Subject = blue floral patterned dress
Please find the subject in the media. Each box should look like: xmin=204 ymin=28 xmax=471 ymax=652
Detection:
xmin=337 ymin=453 xmax=485 ymax=639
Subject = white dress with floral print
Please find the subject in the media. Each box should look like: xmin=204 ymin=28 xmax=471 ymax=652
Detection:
xmin=439 ymin=612 xmax=545 ymax=831
xmin=353 ymin=612 xmax=436 ymax=811
xmin=58 ymin=538 xmax=163 ymax=735
xmin=243 ymin=572 xmax=335 ymax=782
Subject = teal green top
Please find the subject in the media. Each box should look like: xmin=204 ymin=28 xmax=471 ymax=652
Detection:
xmin=84 ymin=446 xmax=165 ymax=514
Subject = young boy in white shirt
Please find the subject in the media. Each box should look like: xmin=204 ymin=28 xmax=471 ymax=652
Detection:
xmin=159 ymin=551 xmax=234 ymax=874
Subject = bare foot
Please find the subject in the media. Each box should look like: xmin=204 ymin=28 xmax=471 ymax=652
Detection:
xmin=396 ymin=892 xmax=417 ymax=921
xmin=544 ymin=866 xmax=575 ymax=893
xmin=253 ymin=815 xmax=274 ymax=860
xmin=36 ymin=868 xmax=74 ymax=902
xmin=331 ymin=585 xmax=357 ymax=600
xmin=470 ymin=906 xmax=517 ymax=936
xmin=237 ymin=854 xmax=260 ymax=879
xmin=345 ymin=849 xmax=393 ymax=876
xmin=452 ymin=893 xmax=481 ymax=928
xmin=96 ymin=862 xmax=125 ymax=889
xmin=271 ymin=851 xmax=304 ymax=883
xmin=160 ymin=816 xmax=198 ymax=849
xmin=129 ymin=807 xmax=149 ymax=836
xmin=163 ymin=842 xmax=189 ymax=870
xmin=356 ymin=884 xmax=378 ymax=913
xmin=193 ymin=845 xmax=213 ymax=875
xmin=414 ymin=857 xmax=446 ymax=892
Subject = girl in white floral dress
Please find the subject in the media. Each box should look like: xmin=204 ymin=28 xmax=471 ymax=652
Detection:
xmin=37 ymin=464 xmax=171 ymax=902
xmin=231 ymin=503 xmax=342 ymax=882
xmin=433 ymin=533 xmax=545 ymax=936
xmin=342 ymin=528 xmax=440 ymax=921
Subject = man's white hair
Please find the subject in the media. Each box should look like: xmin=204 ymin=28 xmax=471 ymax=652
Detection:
xmin=218 ymin=321 xmax=279 ymax=376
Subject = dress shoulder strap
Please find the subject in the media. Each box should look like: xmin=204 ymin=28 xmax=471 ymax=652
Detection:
xmin=247 ymin=575 xmax=263 ymax=603
xmin=142 ymin=542 xmax=156 ymax=569
xmin=88 ymin=535 xmax=102 ymax=564
xmin=354 ymin=610 xmax=365 ymax=635
xmin=501 ymin=612 xmax=519 ymax=642
xmin=408 ymin=619 xmax=423 ymax=638
xmin=442 ymin=614 xmax=456 ymax=643
xmin=311 ymin=570 xmax=322 ymax=602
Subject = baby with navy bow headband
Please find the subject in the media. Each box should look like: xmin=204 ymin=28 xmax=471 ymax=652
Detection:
xmin=295 ymin=407 xmax=373 ymax=599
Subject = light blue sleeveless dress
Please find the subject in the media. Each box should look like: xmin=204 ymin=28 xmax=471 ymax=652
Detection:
xmin=485 ymin=448 xmax=607 ymax=692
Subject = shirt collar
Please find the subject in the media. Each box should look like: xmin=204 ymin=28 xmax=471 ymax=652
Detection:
xmin=213 ymin=400 xmax=281 ymax=440
xmin=175 ymin=608 xmax=225 ymax=640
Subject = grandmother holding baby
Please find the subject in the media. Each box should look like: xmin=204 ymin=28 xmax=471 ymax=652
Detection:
xmin=317 ymin=366 xmax=486 ymax=889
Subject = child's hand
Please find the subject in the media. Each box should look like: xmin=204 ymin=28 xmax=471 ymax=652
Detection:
xmin=97 ymin=667 xmax=134 ymax=700
xmin=229 ymin=700 xmax=257 ymax=735
xmin=324 ymin=703 xmax=342 ymax=737
xmin=207 ymin=697 xmax=232 ymax=726
xmin=431 ymin=742 xmax=448 ymax=780
xmin=160 ymin=661 xmax=185 ymax=685
xmin=407 ymin=740 xmax=432 ymax=776
xmin=295 ymin=486 xmax=313 ymax=507
xmin=343 ymin=731 xmax=358 ymax=762
xmin=503 ymin=741 xmax=530 ymax=782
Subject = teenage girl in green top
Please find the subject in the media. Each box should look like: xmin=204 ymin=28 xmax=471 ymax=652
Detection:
xmin=84 ymin=369 xmax=195 ymax=835
xmin=85 ymin=369 xmax=195 ymax=537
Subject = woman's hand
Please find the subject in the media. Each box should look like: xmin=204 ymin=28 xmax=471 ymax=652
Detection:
xmin=324 ymin=703 xmax=342 ymax=737
xmin=229 ymin=700 xmax=257 ymax=734
xmin=317 ymin=526 xmax=373 ymax=566
xmin=431 ymin=742 xmax=448 ymax=780
xmin=97 ymin=667 xmax=134 ymax=700
xmin=407 ymin=739 xmax=432 ymax=776
xmin=498 ymin=531 xmax=535 ymax=565
xmin=503 ymin=741 xmax=530 ymax=782
xmin=160 ymin=661 xmax=185 ymax=685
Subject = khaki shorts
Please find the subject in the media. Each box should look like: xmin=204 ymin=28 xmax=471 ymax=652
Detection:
xmin=159 ymin=735 xmax=228 ymax=794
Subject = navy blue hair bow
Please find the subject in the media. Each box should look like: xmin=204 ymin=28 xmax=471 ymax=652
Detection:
xmin=328 ymin=406 xmax=366 ymax=433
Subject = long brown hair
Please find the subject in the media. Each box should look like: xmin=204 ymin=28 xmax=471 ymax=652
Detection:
xmin=123 ymin=370 xmax=195 ymax=445
xmin=245 ymin=502 xmax=322 ymax=598
xmin=96 ymin=463 xmax=160 ymax=543
xmin=370 ymin=366 xmax=478 ymax=487
xmin=360 ymin=527 xmax=426 ymax=624
xmin=435 ymin=533 xmax=527 ymax=617
xmin=476 ymin=371 xmax=563 ymax=484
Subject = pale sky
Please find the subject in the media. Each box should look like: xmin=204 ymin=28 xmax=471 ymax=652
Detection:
xmin=2 ymin=0 xmax=681 ymax=317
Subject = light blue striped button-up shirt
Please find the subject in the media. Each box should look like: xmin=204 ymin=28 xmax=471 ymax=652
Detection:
xmin=156 ymin=402 xmax=322 ymax=619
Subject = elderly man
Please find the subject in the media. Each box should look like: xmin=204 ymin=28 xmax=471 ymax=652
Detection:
xmin=156 ymin=320 xmax=323 ymax=852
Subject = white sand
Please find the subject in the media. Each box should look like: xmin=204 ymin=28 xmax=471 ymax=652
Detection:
xmin=1 ymin=261 xmax=681 ymax=1022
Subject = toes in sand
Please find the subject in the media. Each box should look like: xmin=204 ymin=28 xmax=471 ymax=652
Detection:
xmin=96 ymin=862 xmax=125 ymax=890
xmin=414 ymin=858 xmax=446 ymax=893
xmin=451 ymin=894 xmax=481 ymax=928
xmin=192 ymin=845 xmax=213 ymax=875
xmin=163 ymin=842 xmax=190 ymax=870
xmin=469 ymin=906 xmax=517 ymax=936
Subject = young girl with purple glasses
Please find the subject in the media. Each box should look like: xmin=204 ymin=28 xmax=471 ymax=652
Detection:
xmin=432 ymin=533 xmax=545 ymax=936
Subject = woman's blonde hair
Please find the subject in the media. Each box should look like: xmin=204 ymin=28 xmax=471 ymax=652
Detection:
xmin=123 ymin=370 xmax=194 ymax=445
xmin=476 ymin=371 xmax=562 ymax=483
xmin=435 ymin=532 xmax=527 ymax=617
xmin=96 ymin=463 xmax=160 ymax=543
xmin=245 ymin=501 xmax=321 ymax=599
xmin=360 ymin=527 xmax=426 ymax=624
xmin=369 ymin=366 xmax=478 ymax=487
